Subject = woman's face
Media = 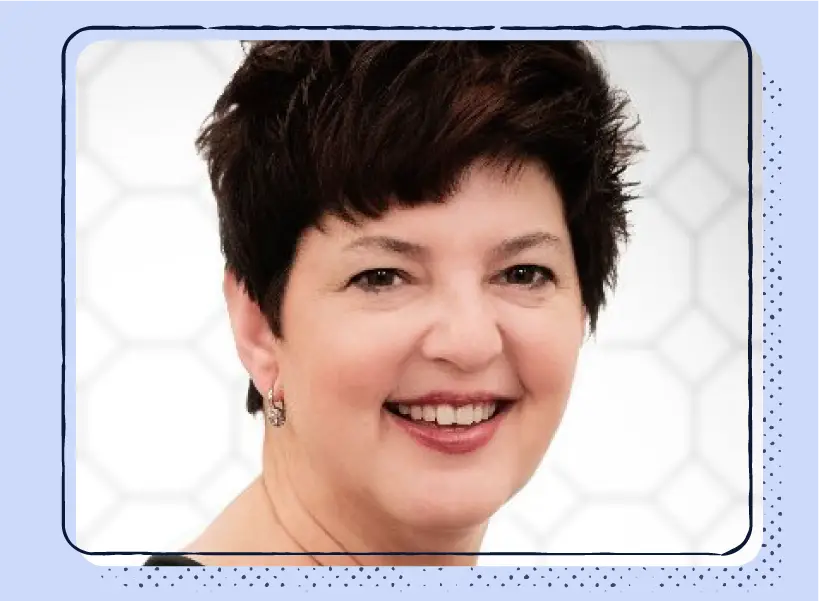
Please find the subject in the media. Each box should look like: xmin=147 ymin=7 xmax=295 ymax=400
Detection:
xmin=273 ymin=161 xmax=586 ymax=539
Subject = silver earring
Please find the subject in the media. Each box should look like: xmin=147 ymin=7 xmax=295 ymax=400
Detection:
xmin=266 ymin=387 xmax=286 ymax=427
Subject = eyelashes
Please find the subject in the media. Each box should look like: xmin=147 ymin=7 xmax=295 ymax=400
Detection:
xmin=348 ymin=265 xmax=557 ymax=294
xmin=349 ymin=268 xmax=410 ymax=292
xmin=491 ymin=264 xmax=556 ymax=288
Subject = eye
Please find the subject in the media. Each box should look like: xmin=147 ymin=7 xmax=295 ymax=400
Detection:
xmin=349 ymin=268 xmax=408 ymax=292
xmin=496 ymin=265 xmax=555 ymax=288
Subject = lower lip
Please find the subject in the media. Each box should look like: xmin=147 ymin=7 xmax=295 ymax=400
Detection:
xmin=385 ymin=407 xmax=509 ymax=455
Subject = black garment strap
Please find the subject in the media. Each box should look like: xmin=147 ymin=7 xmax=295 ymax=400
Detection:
xmin=144 ymin=555 xmax=204 ymax=567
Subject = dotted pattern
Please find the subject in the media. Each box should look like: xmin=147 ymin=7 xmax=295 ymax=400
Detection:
xmin=759 ymin=73 xmax=783 ymax=584
xmin=102 ymin=563 xmax=784 ymax=592
xmin=85 ymin=36 xmax=778 ymax=596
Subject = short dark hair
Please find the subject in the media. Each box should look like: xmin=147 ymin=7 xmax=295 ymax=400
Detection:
xmin=195 ymin=41 xmax=643 ymax=414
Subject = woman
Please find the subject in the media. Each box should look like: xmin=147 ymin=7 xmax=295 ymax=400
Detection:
xmin=145 ymin=40 xmax=641 ymax=567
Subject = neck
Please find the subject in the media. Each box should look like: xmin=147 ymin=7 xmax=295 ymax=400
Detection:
xmin=261 ymin=432 xmax=486 ymax=566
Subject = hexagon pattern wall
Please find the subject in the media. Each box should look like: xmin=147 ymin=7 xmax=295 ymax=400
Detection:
xmin=73 ymin=40 xmax=763 ymax=566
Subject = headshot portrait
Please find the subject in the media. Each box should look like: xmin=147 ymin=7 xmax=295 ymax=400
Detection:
xmin=73 ymin=38 xmax=761 ymax=568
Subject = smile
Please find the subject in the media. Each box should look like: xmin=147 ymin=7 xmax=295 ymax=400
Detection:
xmin=383 ymin=395 xmax=515 ymax=455
xmin=385 ymin=401 xmax=500 ymax=426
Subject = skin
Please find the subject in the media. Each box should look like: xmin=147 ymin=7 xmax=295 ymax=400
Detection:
xmin=184 ymin=160 xmax=587 ymax=566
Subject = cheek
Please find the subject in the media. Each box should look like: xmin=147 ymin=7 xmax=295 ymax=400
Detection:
xmin=499 ymin=315 xmax=583 ymax=495
xmin=522 ymin=324 xmax=583 ymax=394
xmin=505 ymin=304 xmax=584 ymax=425
xmin=283 ymin=308 xmax=415 ymax=415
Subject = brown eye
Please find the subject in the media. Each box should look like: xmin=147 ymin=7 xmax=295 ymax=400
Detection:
xmin=500 ymin=265 xmax=554 ymax=288
xmin=350 ymin=268 xmax=406 ymax=292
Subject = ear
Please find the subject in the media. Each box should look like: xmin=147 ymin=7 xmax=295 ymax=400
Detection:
xmin=223 ymin=267 xmax=279 ymax=397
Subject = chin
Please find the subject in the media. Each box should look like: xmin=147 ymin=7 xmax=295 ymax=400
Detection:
xmin=391 ymin=480 xmax=512 ymax=534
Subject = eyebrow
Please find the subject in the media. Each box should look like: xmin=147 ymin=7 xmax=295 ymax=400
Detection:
xmin=343 ymin=236 xmax=429 ymax=259
xmin=489 ymin=231 xmax=565 ymax=261
xmin=343 ymin=231 xmax=564 ymax=260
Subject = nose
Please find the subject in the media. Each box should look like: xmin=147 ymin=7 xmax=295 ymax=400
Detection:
xmin=420 ymin=284 xmax=504 ymax=373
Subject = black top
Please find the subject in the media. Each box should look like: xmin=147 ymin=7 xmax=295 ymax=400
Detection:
xmin=144 ymin=555 xmax=204 ymax=567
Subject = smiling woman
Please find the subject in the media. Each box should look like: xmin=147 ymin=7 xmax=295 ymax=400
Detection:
xmin=144 ymin=40 xmax=642 ymax=567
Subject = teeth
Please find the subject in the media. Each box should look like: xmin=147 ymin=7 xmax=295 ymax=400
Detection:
xmin=455 ymin=405 xmax=474 ymax=426
xmin=392 ymin=402 xmax=502 ymax=426
xmin=436 ymin=404 xmax=455 ymax=426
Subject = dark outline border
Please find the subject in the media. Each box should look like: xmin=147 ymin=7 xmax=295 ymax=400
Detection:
xmin=62 ymin=24 xmax=755 ymax=560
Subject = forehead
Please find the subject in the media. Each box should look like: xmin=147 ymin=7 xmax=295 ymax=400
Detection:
xmin=314 ymin=161 xmax=568 ymax=246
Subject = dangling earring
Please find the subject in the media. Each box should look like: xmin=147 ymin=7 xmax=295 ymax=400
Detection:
xmin=266 ymin=386 xmax=286 ymax=427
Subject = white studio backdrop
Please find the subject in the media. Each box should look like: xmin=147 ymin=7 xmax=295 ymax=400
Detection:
xmin=73 ymin=39 xmax=764 ymax=566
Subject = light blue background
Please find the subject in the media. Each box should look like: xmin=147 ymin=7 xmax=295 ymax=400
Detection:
xmin=0 ymin=1 xmax=814 ymax=599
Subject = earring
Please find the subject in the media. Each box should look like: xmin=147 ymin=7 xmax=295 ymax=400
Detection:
xmin=265 ymin=387 xmax=286 ymax=427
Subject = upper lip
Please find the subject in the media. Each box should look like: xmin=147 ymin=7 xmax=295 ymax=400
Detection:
xmin=387 ymin=391 xmax=517 ymax=407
